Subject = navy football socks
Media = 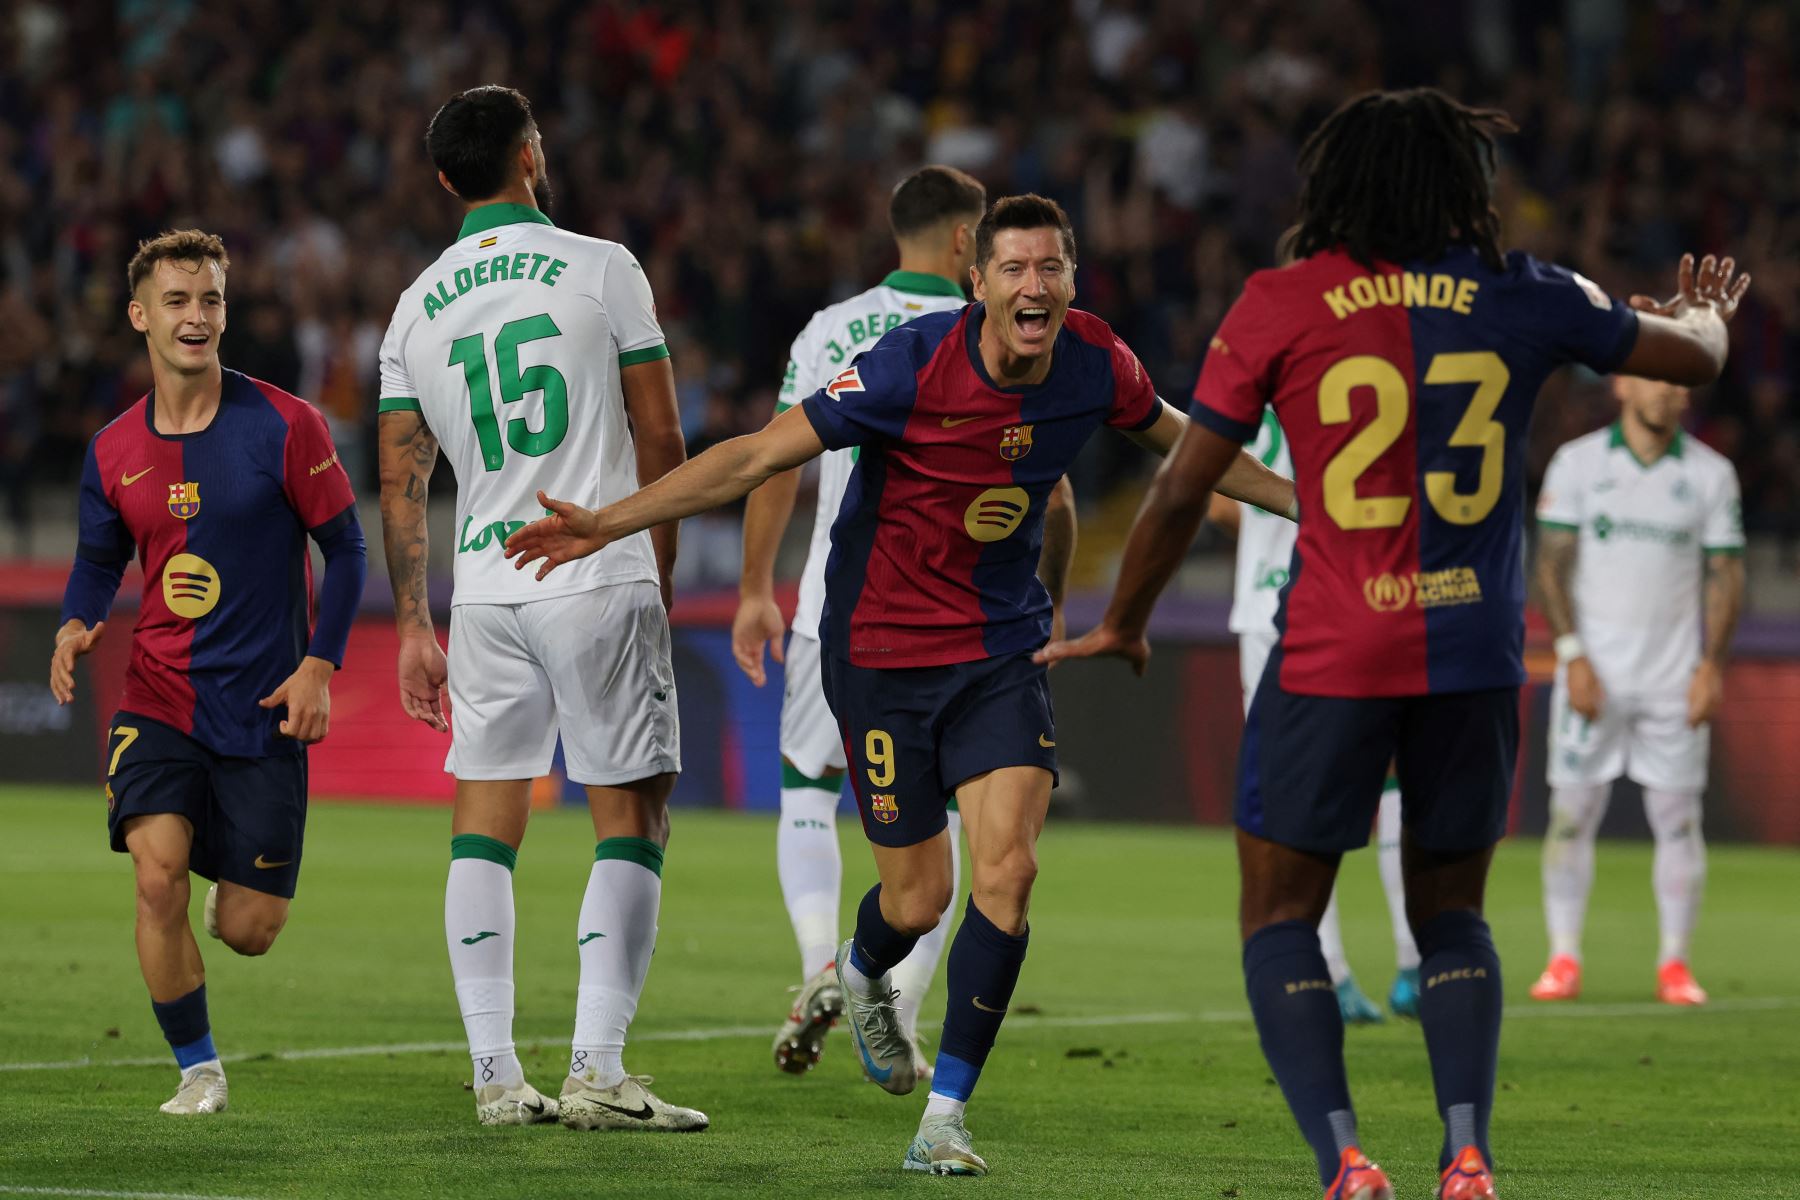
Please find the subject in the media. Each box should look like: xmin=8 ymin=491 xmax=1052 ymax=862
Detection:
xmin=152 ymin=983 xmax=218 ymax=1070
xmin=1243 ymin=919 xmax=1357 ymax=1186
xmin=848 ymin=884 xmax=920 ymax=980
xmin=933 ymin=897 xmax=1029 ymax=1101
xmin=1414 ymin=909 xmax=1503 ymax=1171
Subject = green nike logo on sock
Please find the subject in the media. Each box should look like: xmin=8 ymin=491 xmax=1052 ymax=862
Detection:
xmin=578 ymin=931 xmax=606 ymax=945
xmin=461 ymin=931 xmax=499 ymax=945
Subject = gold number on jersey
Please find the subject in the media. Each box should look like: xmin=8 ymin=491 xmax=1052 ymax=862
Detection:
xmin=1317 ymin=350 xmax=1510 ymax=531
xmin=865 ymin=729 xmax=896 ymax=788
xmin=1423 ymin=352 xmax=1509 ymax=525
xmin=107 ymin=725 xmax=140 ymax=777
xmin=1318 ymin=356 xmax=1412 ymax=529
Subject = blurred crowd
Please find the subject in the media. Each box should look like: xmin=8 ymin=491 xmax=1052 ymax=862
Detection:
xmin=2 ymin=0 xmax=1797 ymax=571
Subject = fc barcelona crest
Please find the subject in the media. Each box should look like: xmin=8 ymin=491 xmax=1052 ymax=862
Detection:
xmin=870 ymin=794 xmax=899 ymax=824
xmin=999 ymin=424 xmax=1034 ymax=461
xmin=167 ymin=481 xmax=201 ymax=520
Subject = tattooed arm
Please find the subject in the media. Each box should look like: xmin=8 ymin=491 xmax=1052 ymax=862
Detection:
xmin=377 ymin=410 xmax=448 ymax=732
xmin=1689 ymin=551 xmax=1746 ymax=727
xmin=1535 ymin=524 xmax=1604 ymax=721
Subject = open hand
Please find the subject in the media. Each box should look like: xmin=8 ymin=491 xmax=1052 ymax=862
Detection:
xmin=503 ymin=491 xmax=610 ymax=581
xmin=731 ymin=594 xmax=786 ymax=687
xmin=1035 ymin=622 xmax=1151 ymax=676
xmin=260 ymin=656 xmax=334 ymax=743
xmin=397 ymin=631 xmax=450 ymax=732
xmin=49 ymin=619 xmax=106 ymax=705
xmin=1629 ymin=253 xmax=1751 ymax=323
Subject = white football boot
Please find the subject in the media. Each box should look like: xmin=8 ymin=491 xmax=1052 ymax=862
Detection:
xmin=559 ymin=1073 xmax=708 ymax=1132
xmin=773 ymin=965 xmax=844 ymax=1074
xmin=834 ymin=938 xmax=917 ymax=1096
xmin=904 ymin=1111 xmax=989 ymax=1175
xmin=474 ymin=1079 xmax=560 ymax=1126
xmin=159 ymin=1063 xmax=228 ymax=1115
xmin=202 ymin=882 xmax=220 ymax=940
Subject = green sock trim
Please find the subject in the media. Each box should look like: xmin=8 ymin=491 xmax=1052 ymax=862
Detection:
xmin=595 ymin=836 xmax=664 ymax=876
xmin=451 ymin=833 xmax=517 ymax=872
xmin=781 ymin=762 xmax=841 ymax=793
xmin=1383 ymin=775 xmax=1400 ymax=793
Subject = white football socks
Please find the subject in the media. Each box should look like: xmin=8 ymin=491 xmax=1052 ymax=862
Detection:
xmin=1643 ymin=789 xmax=1705 ymax=966
xmin=445 ymin=845 xmax=523 ymax=1090
xmin=1375 ymin=787 xmax=1420 ymax=969
xmin=1543 ymin=784 xmax=1610 ymax=960
xmin=1317 ymin=888 xmax=1351 ymax=985
xmin=892 ymin=809 xmax=962 ymax=1042
xmin=570 ymin=841 xmax=664 ymax=1089
xmin=777 ymin=783 xmax=843 ymax=979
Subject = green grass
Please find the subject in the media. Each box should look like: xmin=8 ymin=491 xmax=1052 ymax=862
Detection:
xmin=1 ymin=787 xmax=1797 ymax=1199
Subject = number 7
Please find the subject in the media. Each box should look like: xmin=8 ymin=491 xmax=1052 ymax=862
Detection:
xmin=108 ymin=726 xmax=140 ymax=776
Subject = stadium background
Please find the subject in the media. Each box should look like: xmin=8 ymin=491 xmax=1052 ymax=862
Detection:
xmin=1 ymin=0 xmax=1797 ymax=843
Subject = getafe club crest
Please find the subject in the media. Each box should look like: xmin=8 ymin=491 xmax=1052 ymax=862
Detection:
xmin=167 ymin=481 xmax=201 ymax=520
xmin=870 ymin=794 xmax=899 ymax=824
xmin=999 ymin=423 xmax=1034 ymax=461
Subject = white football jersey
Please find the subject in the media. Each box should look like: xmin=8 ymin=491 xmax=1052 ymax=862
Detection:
xmin=1537 ymin=424 xmax=1744 ymax=696
xmin=775 ymin=270 xmax=968 ymax=640
xmin=1228 ymin=409 xmax=1296 ymax=636
xmin=378 ymin=204 xmax=666 ymax=605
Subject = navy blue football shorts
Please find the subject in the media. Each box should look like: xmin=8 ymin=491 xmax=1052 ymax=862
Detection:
xmin=822 ymin=650 xmax=1058 ymax=848
xmin=1236 ymin=646 xmax=1519 ymax=855
xmin=104 ymin=711 xmax=308 ymax=899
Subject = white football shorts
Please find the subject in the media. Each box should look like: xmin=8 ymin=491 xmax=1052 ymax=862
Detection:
xmin=1548 ymin=673 xmax=1708 ymax=792
xmin=446 ymin=581 xmax=680 ymax=786
xmin=1239 ymin=629 xmax=1279 ymax=717
xmin=779 ymin=632 xmax=847 ymax=780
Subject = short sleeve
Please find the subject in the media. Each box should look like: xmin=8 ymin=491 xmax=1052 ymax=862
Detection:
xmin=1518 ymin=256 xmax=1640 ymax=375
xmin=1106 ymin=336 xmax=1161 ymax=431
xmin=1189 ymin=283 xmax=1277 ymax=444
xmin=376 ymin=310 xmax=421 ymax=416
xmin=775 ymin=319 xmax=820 ymax=415
xmin=602 ymin=248 xmax=669 ymax=367
xmin=283 ymin=400 xmax=358 ymax=534
xmin=76 ymin=439 xmax=132 ymax=563
xmin=1536 ymin=445 xmax=1584 ymax=531
xmin=1702 ymin=461 xmax=1745 ymax=553
xmin=798 ymin=331 xmax=923 ymax=450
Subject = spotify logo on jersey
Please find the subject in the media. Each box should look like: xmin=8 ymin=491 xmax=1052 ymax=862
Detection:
xmin=163 ymin=553 xmax=222 ymax=619
xmin=964 ymin=487 xmax=1030 ymax=542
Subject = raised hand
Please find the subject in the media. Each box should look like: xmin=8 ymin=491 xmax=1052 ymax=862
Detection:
xmin=1629 ymin=253 xmax=1751 ymax=322
xmin=503 ymin=490 xmax=610 ymax=581
xmin=49 ymin=619 xmax=106 ymax=704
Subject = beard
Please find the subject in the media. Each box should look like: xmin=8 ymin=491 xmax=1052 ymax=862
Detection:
xmin=533 ymin=173 xmax=554 ymax=218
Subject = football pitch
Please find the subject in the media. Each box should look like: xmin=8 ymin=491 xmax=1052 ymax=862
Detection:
xmin=2 ymin=788 xmax=1796 ymax=1199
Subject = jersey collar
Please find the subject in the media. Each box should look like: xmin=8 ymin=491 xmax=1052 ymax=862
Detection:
xmin=1609 ymin=420 xmax=1683 ymax=467
xmin=457 ymin=203 xmax=555 ymax=241
xmin=880 ymin=269 xmax=966 ymax=299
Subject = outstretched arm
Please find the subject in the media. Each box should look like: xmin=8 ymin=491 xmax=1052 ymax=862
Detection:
xmin=506 ymin=403 xmax=828 ymax=581
xmin=1126 ymin=400 xmax=1296 ymax=520
xmin=1039 ymin=422 xmax=1243 ymax=674
xmin=1619 ymin=253 xmax=1750 ymax=386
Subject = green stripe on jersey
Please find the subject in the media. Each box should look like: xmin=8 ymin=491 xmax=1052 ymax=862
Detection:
xmin=1537 ymin=519 xmax=1580 ymax=532
xmin=458 ymin=202 xmax=555 ymax=241
xmin=1704 ymin=544 xmax=1745 ymax=556
xmin=619 ymin=343 xmax=671 ymax=368
xmin=379 ymin=396 xmax=422 ymax=414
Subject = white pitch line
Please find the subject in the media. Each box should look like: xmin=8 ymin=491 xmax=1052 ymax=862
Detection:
xmin=4 ymin=997 xmax=1791 ymax=1074
xmin=0 ymin=1192 xmax=250 ymax=1200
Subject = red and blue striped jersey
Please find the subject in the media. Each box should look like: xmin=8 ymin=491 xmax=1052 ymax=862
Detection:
xmin=802 ymin=304 xmax=1160 ymax=668
xmin=72 ymin=370 xmax=358 ymax=755
xmin=1191 ymin=247 xmax=1639 ymax=698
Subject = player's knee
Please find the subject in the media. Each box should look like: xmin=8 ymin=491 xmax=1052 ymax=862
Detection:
xmin=133 ymin=866 xmax=188 ymax=924
xmin=887 ymin=883 xmax=952 ymax=936
xmin=975 ymin=846 xmax=1038 ymax=905
xmin=220 ymin=915 xmax=285 ymax=957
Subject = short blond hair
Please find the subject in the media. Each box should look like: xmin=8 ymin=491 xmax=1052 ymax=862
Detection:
xmin=127 ymin=229 xmax=229 ymax=296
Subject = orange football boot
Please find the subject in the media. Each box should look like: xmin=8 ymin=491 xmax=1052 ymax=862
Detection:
xmin=1324 ymin=1147 xmax=1394 ymax=1200
xmin=1438 ymin=1145 xmax=1496 ymax=1199
xmin=1527 ymin=954 xmax=1580 ymax=1001
xmin=1657 ymin=960 xmax=1708 ymax=1005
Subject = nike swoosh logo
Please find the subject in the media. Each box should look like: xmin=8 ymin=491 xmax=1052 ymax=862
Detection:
xmin=578 ymin=931 xmax=606 ymax=945
xmin=972 ymin=995 xmax=1007 ymax=1013
xmin=1038 ymin=734 xmax=1055 ymax=748
xmin=253 ymin=855 xmax=293 ymax=869
xmin=460 ymin=931 xmax=499 ymax=945
xmin=594 ymin=1099 xmax=655 ymax=1120
xmin=940 ymin=415 xmax=979 ymax=428
xmin=522 ymin=1098 xmax=546 ymax=1115
xmin=852 ymin=1027 xmax=893 ymax=1082
xmin=121 ymin=467 xmax=155 ymax=486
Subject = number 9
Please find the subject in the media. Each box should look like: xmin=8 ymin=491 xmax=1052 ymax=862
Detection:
xmin=865 ymin=729 xmax=895 ymax=788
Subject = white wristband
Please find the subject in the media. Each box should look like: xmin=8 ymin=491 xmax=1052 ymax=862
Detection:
xmin=1283 ymin=497 xmax=1300 ymax=522
xmin=1553 ymin=634 xmax=1585 ymax=665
